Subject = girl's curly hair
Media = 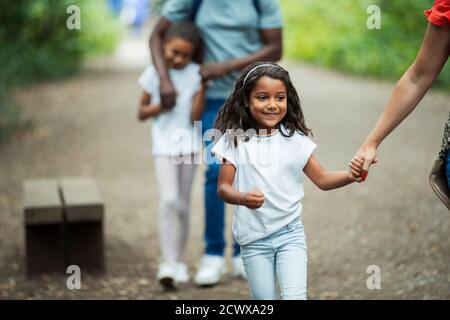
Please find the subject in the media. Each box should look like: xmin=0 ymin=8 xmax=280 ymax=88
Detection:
xmin=214 ymin=62 xmax=311 ymax=145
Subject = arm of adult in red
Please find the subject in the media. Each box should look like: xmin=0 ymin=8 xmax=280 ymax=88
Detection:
xmin=356 ymin=23 xmax=450 ymax=172
xmin=149 ymin=17 xmax=176 ymax=109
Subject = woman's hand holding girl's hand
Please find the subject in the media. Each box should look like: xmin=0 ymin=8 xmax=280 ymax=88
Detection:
xmin=348 ymin=157 xmax=364 ymax=183
xmin=354 ymin=142 xmax=379 ymax=181
xmin=242 ymin=188 xmax=265 ymax=209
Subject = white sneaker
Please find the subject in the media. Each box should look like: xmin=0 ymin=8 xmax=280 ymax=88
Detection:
xmin=175 ymin=262 xmax=189 ymax=284
xmin=194 ymin=255 xmax=226 ymax=286
xmin=156 ymin=262 xmax=178 ymax=290
xmin=232 ymin=255 xmax=247 ymax=279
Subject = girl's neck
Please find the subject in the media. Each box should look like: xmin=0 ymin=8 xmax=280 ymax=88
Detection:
xmin=256 ymin=128 xmax=279 ymax=136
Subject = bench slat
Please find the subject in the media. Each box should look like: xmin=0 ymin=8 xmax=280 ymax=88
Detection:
xmin=59 ymin=178 xmax=104 ymax=222
xmin=23 ymin=179 xmax=63 ymax=225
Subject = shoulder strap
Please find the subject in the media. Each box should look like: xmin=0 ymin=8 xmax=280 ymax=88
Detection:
xmin=191 ymin=0 xmax=260 ymax=21
xmin=190 ymin=0 xmax=202 ymax=21
xmin=253 ymin=0 xmax=261 ymax=15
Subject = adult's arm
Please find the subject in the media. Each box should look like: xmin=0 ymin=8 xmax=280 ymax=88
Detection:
xmin=149 ymin=17 xmax=176 ymax=109
xmin=356 ymin=23 xmax=450 ymax=174
xmin=231 ymin=28 xmax=282 ymax=69
xmin=200 ymin=28 xmax=282 ymax=81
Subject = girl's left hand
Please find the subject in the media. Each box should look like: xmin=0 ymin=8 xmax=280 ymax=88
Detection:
xmin=348 ymin=157 xmax=364 ymax=182
xmin=243 ymin=188 xmax=265 ymax=209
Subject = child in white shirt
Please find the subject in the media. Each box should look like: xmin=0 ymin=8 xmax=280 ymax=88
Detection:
xmin=212 ymin=62 xmax=364 ymax=299
xmin=137 ymin=21 xmax=204 ymax=291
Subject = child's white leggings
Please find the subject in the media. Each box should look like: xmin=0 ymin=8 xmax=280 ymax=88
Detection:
xmin=154 ymin=154 xmax=197 ymax=263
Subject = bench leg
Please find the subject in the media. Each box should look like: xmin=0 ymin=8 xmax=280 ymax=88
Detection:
xmin=26 ymin=224 xmax=65 ymax=277
xmin=66 ymin=222 xmax=105 ymax=273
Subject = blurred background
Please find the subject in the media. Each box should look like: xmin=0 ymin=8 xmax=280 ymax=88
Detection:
xmin=0 ymin=0 xmax=449 ymax=300
xmin=1 ymin=0 xmax=449 ymax=140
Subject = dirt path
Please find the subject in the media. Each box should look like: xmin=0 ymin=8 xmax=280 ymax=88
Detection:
xmin=0 ymin=29 xmax=449 ymax=299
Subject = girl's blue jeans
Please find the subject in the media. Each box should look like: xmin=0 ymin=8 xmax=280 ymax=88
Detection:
xmin=202 ymin=98 xmax=240 ymax=257
xmin=241 ymin=217 xmax=308 ymax=300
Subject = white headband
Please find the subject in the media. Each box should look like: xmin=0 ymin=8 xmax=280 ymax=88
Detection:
xmin=242 ymin=63 xmax=283 ymax=86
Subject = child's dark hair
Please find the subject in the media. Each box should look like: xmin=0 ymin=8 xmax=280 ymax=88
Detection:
xmin=164 ymin=21 xmax=203 ymax=64
xmin=214 ymin=62 xmax=312 ymax=144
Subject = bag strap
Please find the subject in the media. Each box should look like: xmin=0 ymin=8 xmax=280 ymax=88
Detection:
xmin=190 ymin=0 xmax=261 ymax=21
xmin=253 ymin=0 xmax=261 ymax=15
xmin=190 ymin=0 xmax=202 ymax=21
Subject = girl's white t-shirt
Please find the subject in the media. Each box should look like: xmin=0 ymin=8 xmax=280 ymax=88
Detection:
xmin=138 ymin=63 xmax=202 ymax=157
xmin=211 ymin=129 xmax=317 ymax=245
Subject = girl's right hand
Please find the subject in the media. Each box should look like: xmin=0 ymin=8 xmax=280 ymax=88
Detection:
xmin=348 ymin=157 xmax=364 ymax=182
xmin=242 ymin=188 xmax=265 ymax=209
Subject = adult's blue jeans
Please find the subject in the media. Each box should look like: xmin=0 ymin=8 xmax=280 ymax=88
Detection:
xmin=202 ymin=98 xmax=240 ymax=257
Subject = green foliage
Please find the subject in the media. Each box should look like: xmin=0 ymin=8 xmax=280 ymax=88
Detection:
xmin=0 ymin=0 xmax=120 ymax=85
xmin=281 ymin=0 xmax=449 ymax=87
xmin=77 ymin=0 xmax=121 ymax=57
xmin=0 ymin=0 xmax=120 ymax=140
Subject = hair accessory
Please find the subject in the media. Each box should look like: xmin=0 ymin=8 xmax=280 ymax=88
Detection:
xmin=242 ymin=63 xmax=283 ymax=86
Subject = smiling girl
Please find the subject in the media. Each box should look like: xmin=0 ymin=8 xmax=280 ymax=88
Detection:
xmin=211 ymin=62 xmax=364 ymax=299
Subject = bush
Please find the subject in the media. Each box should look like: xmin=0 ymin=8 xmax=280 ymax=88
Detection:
xmin=0 ymin=0 xmax=120 ymax=140
xmin=0 ymin=0 xmax=120 ymax=85
xmin=281 ymin=0 xmax=450 ymax=87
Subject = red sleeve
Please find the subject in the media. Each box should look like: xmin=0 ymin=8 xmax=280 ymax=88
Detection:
xmin=424 ymin=0 xmax=450 ymax=26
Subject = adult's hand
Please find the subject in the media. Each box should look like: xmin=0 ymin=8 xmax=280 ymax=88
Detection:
xmin=200 ymin=62 xmax=230 ymax=82
xmin=159 ymin=78 xmax=176 ymax=110
xmin=354 ymin=142 xmax=379 ymax=180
